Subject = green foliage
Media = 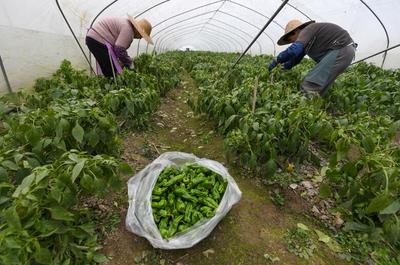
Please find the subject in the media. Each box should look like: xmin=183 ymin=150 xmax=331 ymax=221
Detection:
xmin=134 ymin=53 xmax=181 ymax=96
xmin=2 ymin=99 xmax=120 ymax=161
xmin=172 ymin=51 xmax=400 ymax=261
xmin=0 ymin=150 xmax=129 ymax=265
xmin=0 ymin=54 xmax=180 ymax=264
xmin=283 ymin=227 xmax=316 ymax=259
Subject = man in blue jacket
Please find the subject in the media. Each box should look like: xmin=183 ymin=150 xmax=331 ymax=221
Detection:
xmin=268 ymin=20 xmax=356 ymax=96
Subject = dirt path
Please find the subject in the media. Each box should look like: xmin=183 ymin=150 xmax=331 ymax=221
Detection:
xmin=102 ymin=75 xmax=349 ymax=265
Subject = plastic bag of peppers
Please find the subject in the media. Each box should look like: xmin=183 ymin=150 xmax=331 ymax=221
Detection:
xmin=126 ymin=152 xmax=242 ymax=249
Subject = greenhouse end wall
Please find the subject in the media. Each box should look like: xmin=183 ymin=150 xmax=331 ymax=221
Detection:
xmin=0 ymin=26 xmax=88 ymax=94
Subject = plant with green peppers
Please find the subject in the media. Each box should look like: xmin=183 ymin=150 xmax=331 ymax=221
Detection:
xmin=162 ymin=51 xmax=400 ymax=261
xmin=2 ymin=99 xmax=120 ymax=163
xmin=0 ymin=150 xmax=132 ymax=265
xmin=151 ymin=163 xmax=227 ymax=239
xmin=134 ymin=53 xmax=181 ymax=96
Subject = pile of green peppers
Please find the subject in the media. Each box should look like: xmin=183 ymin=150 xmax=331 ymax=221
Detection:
xmin=151 ymin=163 xmax=228 ymax=239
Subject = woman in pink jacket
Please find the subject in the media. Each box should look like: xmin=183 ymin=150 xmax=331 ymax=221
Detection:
xmin=86 ymin=15 xmax=153 ymax=77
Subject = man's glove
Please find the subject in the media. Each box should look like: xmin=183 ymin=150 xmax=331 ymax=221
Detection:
xmin=268 ymin=59 xmax=278 ymax=71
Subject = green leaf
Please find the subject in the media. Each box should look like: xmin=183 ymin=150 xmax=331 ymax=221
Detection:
xmin=13 ymin=173 xmax=35 ymax=197
xmin=93 ymin=253 xmax=109 ymax=263
xmin=48 ymin=206 xmax=75 ymax=222
xmin=224 ymin=104 xmax=235 ymax=116
xmin=0 ymin=166 xmax=8 ymax=181
xmin=35 ymin=168 xmax=50 ymax=184
xmin=2 ymin=160 xmax=19 ymax=171
xmin=380 ymin=200 xmax=400 ymax=215
xmin=71 ymin=160 xmax=86 ymax=183
xmin=265 ymin=159 xmax=277 ymax=178
xmin=50 ymin=186 xmax=62 ymax=203
xmin=72 ymin=122 xmax=84 ymax=143
xmin=223 ymin=115 xmax=238 ymax=133
xmin=119 ymin=162 xmax=133 ymax=176
xmin=4 ymin=206 xmax=22 ymax=230
xmin=252 ymin=122 xmax=259 ymax=131
xmin=249 ymin=153 xmax=257 ymax=168
xmin=68 ymin=153 xmax=80 ymax=163
xmin=314 ymin=229 xmax=330 ymax=243
xmin=297 ymin=223 xmax=310 ymax=231
xmin=366 ymin=194 xmax=392 ymax=214
xmin=314 ymin=229 xmax=342 ymax=252
xmin=27 ymin=157 xmax=41 ymax=168
xmin=361 ymin=136 xmax=375 ymax=153
xmin=80 ymin=174 xmax=93 ymax=191
xmin=5 ymin=238 xmax=22 ymax=249
xmin=87 ymin=129 xmax=100 ymax=147
xmin=319 ymin=183 xmax=332 ymax=198
xmin=343 ymin=222 xmax=370 ymax=232
xmin=34 ymin=247 xmax=52 ymax=264
xmin=25 ymin=128 xmax=42 ymax=146
xmin=38 ymin=220 xmax=60 ymax=237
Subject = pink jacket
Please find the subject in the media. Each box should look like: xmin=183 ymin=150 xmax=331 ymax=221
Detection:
xmin=87 ymin=17 xmax=136 ymax=67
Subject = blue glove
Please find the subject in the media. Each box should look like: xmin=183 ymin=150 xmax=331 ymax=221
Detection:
xmin=282 ymin=52 xmax=304 ymax=70
xmin=268 ymin=59 xmax=278 ymax=71
xmin=276 ymin=41 xmax=305 ymax=70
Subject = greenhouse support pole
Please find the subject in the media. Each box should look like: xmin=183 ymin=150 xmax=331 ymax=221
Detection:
xmin=0 ymin=55 xmax=12 ymax=93
xmin=230 ymin=0 xmax=289 ymax=70
xmin=352 ymin=43 xmax=400 ymax=65
xmin=55 ymin=0 xmax=95 ymax=74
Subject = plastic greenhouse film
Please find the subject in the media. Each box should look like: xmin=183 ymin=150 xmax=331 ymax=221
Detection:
xmin=126 ymin=151 xmax=242 ymax=249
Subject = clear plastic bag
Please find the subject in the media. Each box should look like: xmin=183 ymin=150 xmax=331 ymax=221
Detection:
xmin=125 ymin=151 xmax=242 ymax=249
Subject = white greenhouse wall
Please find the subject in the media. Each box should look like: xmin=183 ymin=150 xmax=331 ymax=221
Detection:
xmin=0 ymin=26 xmax=88 ymax=93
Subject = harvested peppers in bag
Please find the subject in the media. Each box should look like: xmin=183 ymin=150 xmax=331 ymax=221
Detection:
xmin=126 ymin=152 xmax=242 ymax=249
xmin=152 ymin=163 xmax=228 ymax=239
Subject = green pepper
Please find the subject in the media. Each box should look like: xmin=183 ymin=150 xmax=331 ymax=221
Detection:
xmin=212 ymin=188 xmax=221 ymax=201
xmin=175 ymin=187 xmax=198 ymax=203
xmin=201 ymin=197 xmax=219 ymax=209
xmin=218 ymin=181 xmax=227 ymax=194
xmin=159 ymin=217 xmax=169 ymax=229
xmin=190 ymin=189 xmax=209 ymax=197
xmin=167 ymin=215 xmax=184 ymax=238
xmin=191 ymin=176 xmax=206 ymax=186
xmin=182 ymin=192 xmax=198 ymax=203
xmin=210 ymin=175 xmax=216 ymax=185
xmin=153 ymin=213 xmax=160 ymax=223
xmin=198 ymin=180 xmax=214 ymax=190
xmin=159 ymin=209 xmax=169 ymax=217
xmin=168 ymin=193 xmax=175 ymax=206
xmin=191 ymin=210 xmax=204 ymax=224
xmin=200 ymin=206 xmax=212 ymax=213
xmin=200 ymin=206 xmax=215 ymax=218
xmin=163 ymin=173 xmax=185 ymax=187
xmin=159 ymin=228 xmax=169 ymax=238
xmin=174 ymin=187 xmax=187 ymax=196
xmin=152 ymin=198 xmax=167 ymax=209
xmin=182 ymin=176 xmax=190 ymax=184
xmin=178 ymin=224 xmax=189 ymax=232
xmin=172 ymin=207 xmax=179 ymax=217
xmin=152 ymin=186 xmax=168 ymax=195
xmin=152 ymin=195 xmax=161 ymax=201
xmin=184 ymin=203 xmax=193 ymax=223
xmin=176 ymin=198 xmax=186 ymax=213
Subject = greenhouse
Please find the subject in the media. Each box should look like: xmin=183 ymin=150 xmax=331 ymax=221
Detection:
xmin=0 ymin=1 xmax=399 ymax=264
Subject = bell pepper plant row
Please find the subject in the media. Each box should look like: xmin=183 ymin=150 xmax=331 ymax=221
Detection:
xmin=164 ymin=51 xmax=400 ymax=252
xmin=0 ymin=54 xmax=182 ymax=264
